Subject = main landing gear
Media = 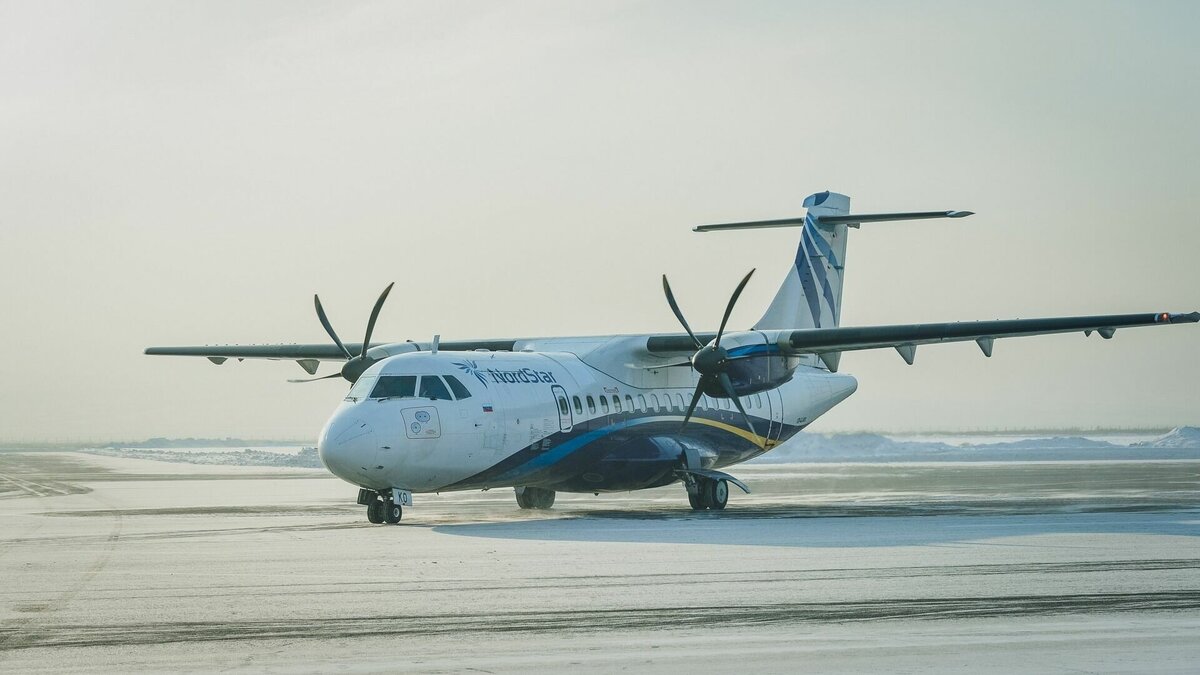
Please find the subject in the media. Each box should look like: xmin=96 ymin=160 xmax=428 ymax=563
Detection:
xmin=359 ymin=488 xmax=403 ymax=524
xmin=515 ymin=486 xmax=556 ymax=510
xmin=686 ymin=476 xmax=728 ymax=511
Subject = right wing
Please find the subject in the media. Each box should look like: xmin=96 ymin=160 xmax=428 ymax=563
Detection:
xmin=644 ymin=311 xmax=1198 ymax=370
xmin=781 ymin=311 xmax=1198 ymax=370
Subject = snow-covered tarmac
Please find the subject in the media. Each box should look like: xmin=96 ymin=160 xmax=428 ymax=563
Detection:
xmin=1 ymin=451 xmax=1198 ymax=673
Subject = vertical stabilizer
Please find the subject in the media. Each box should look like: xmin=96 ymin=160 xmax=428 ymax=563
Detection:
xmin=754 ymin=191 xmax=851 ymax=330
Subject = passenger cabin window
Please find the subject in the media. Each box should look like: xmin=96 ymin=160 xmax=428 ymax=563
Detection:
xmin=371 ymin=375 xmax=416 ymax=399
xmin=625 ymin=395 xmax=634 ymax=412
xmin=600 ymin=396 xmax=610 ymax=413
xmin=445 ymin=375 xmax=473 ymax=400
xmin=612 ymin=395 xmax=622 ymax=413
xmin=650 ymin=394 xmax=660 ymax=411
xmin=558 ymin=396 xmax=570 ymax=416
xmin=418 ymin=375 xmax=452 ymax=400
xmin=637 ymin=395 xmax=647 ymax=412
xmin=675 ymin=393 xmax=685 ymax=410
xmin=586 ymin=395 xmax=596 ymax=414
xmin=572 ymin=396 xmax=583 ymax=415
xmin=347 ymin=375 xmax=377 ymax=401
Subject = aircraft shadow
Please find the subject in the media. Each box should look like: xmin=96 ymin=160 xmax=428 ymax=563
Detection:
xmin=431 ymin=504 xmax=1200 ymax=548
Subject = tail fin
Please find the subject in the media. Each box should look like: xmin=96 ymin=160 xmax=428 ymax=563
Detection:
xmin=694 ymin=191 xmax=972 ymax=331
xmin=756 ymin=191 xmax=851 ymax=330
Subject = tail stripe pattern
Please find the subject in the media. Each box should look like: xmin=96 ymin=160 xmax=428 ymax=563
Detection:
xmin=795 ymin=228 xmax=825 ymax=328
xmin=802 ymin=221 xmax=839 ymax=324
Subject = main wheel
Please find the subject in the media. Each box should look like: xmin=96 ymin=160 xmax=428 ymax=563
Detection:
xmin=516 ymin=487 xmax=555 ymax=510
xmin=515 ymin=488 xmax=533 ymax=509
xmin=384 ymin=502 xmax=403 ymax=524
xmin=706 ymin=479 xmax=729 ymax=511
xmin=687 ymin=489 xmax=706 ymax=511
xmin=366 ymin=500 xmax=385 ymax=524
xmin=532 ymin=488 xmax=555 ymax=509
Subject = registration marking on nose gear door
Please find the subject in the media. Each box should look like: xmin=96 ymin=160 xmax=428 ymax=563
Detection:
xmin=402 ymin=406 xmax=442 ymax=439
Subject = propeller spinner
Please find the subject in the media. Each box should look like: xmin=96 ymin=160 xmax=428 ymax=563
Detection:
xmin=289 ymin=282 xmax=395 ymax=384
xmin=660 ymin=269 xmax=759 ymax=438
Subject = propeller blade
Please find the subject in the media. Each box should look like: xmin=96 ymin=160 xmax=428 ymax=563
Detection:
xmin=679 ymin=378 xmax=708 ymax=431
xmin=718 ymin=372 xmax=757 ymax=440
xmin=314 ymin=294 xmax=353 ymax=360
xmin=287 ymin=372 xmax=345 ymax=383
xmin=662 ymin=275 xmax=702 ymax=349
xmin=636 ymin=361 xmax=693 ymax=370
xmin=360 ymin=282 xmax=395 ymax=357
xmin=714 ymin=268 xmax=755 ymax=348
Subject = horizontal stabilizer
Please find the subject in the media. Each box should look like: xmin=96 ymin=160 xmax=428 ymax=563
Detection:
xmin=694 ymin=210 xmax=971 ymax=232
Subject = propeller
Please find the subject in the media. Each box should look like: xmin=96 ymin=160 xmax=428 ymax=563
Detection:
xmin=293 ymin=282 xmax=395 ymax=384
xmin=661 ymin=269 xmax=759 ymax=439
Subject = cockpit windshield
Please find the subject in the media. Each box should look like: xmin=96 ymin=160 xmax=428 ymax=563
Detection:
xmin=357 ymin=374 xmax=473 ymax=401
xmin=345 ymin=375 xmax=376 ymax=401
xmin=372 ymin=375 xmax=416 ymax=399
xmin=418 ymin=376 xmax=451 ymax=400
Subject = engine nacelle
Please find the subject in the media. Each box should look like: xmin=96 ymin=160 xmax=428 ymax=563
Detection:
xmin=701 ymin=331 xmax=797 ymax=398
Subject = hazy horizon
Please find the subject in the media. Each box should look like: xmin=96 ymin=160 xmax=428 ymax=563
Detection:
xmin=2 ymin=1 xmax=1197 ymax=441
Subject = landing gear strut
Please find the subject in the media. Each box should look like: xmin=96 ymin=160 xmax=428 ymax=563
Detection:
xmin=515 ymin=486 xmax=556 ymax=510
xmin=686 ymin=476 xmax=728 ymax=511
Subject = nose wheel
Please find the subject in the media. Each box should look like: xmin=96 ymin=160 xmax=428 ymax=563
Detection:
xmin=366 ymin=499 xmax=385 ymax=523
xmin=384 ymin=501 xmax=403 ymax=523
xmin=362 ymin=490 xmax=404 ymax=524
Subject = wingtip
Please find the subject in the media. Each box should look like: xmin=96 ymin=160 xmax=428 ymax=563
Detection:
xmin=947 ymin=210 xmax=974 ymax=218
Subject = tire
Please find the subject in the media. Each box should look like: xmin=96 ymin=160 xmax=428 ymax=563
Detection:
xmin=708 ymin=479 xmax=729 ymax=511
xmin=384 ymin=502 xmax=402 ymax=524
xmin=687 ymin=489 xmax=706 ymax=511
xmin=366 ymin=500 xmax=385 ymax=524
xmin=517 ymin=487 xmax=555 ymax=510
xmin=515 ymin=488 xmax=533 ymax=509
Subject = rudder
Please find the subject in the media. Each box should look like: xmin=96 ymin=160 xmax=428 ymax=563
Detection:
xmin=754 ymin=191 xmax=851 ymax=330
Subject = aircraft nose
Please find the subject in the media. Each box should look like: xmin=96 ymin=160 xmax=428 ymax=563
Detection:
xmin=318 ymin=411 xmax=375 ymax=481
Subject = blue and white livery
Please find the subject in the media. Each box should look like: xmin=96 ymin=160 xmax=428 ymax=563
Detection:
xmin=147 ymin=191 xmax=1198 ymax=523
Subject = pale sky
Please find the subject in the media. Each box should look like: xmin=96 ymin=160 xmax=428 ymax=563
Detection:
xmin=1 ymin=0 xmax=1197 ymax=442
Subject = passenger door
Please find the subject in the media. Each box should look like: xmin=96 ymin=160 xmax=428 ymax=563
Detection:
xmin=550 ymin=385 xmax=573 ymax=433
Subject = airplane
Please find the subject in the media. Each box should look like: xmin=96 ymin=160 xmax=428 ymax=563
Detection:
xmin=146 ymin=191 xmax=1198 ymax=524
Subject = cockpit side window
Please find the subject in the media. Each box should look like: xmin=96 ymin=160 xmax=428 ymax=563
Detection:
xmin=346 ymin=375 xmax=377 ymax=401
xmin=444 ymin=375 xmax=473 ymax=400
xmin=419 ymin=375 xmax=452 ymax=401
xmin=371 ymin=375 xmax=416 ymax=399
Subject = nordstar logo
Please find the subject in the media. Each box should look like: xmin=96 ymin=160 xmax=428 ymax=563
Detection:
xmin=454 ymin=360 xmax=489 ymax=387
xmin=483 ymin=367 xmax=557 ymax=385
xmin=452 ymin=360 xmax=558 ymax=387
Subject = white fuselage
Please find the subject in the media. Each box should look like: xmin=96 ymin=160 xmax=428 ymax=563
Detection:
xmin=318 ymin=348 xmax=856 ymax=494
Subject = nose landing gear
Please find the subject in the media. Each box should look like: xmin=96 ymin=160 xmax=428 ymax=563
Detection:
xmin=358 ymin=488 xmax=404 ymax=524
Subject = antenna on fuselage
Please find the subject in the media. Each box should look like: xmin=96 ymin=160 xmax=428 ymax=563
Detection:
xmin=431 ymin=334 xmax=440 ymax=355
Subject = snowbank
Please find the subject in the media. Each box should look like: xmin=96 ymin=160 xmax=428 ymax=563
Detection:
xmin=753 ymin=427 xmax=1200 ymax=463
xmin=85 ymin=446 xmax=324 ymax=468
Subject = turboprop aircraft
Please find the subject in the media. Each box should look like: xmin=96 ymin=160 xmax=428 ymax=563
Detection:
xmin=146 ymin=191 xmax=1197 ymax=524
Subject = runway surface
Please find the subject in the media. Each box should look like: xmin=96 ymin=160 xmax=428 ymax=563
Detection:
xmin=1 ymin=451 xmax=1198 ymax=672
